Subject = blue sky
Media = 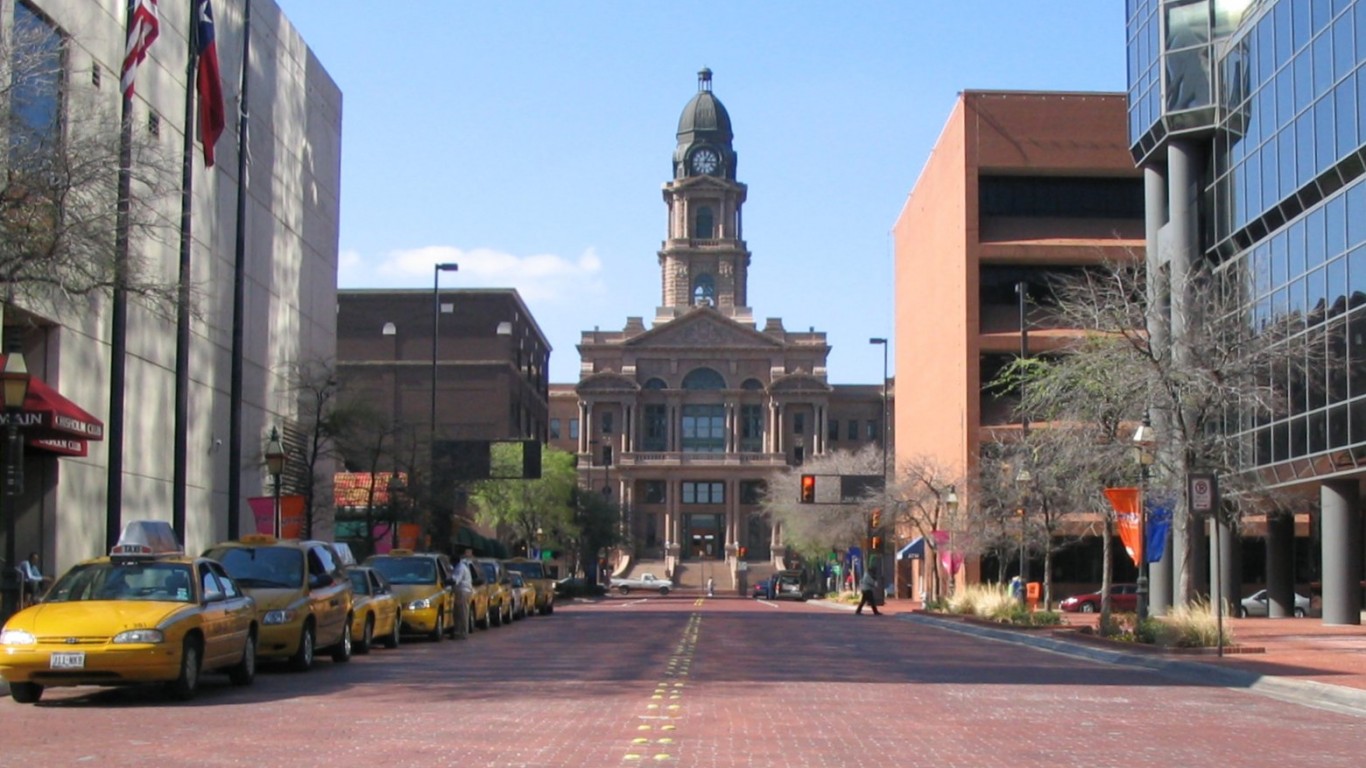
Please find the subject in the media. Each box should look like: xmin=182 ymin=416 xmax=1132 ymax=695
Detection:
xmin=274 ymin=1 xmax=1128 ymax=385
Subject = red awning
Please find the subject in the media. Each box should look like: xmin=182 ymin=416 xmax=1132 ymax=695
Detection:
xmin=0 ymin=359 xmax=104 ymax=442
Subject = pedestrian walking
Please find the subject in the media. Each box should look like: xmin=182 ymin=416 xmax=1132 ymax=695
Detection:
xmin=19 ymin=552 xmax=47 ymax=608
xmin=855 ymin=569 xmax=882 ymax=615
xmin=707 ymin=576 xmax=715 ymax=597
xmin=453 ymin=548 xmax=474 ymax=639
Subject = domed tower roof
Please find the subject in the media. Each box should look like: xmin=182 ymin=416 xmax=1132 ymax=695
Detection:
xmin=676 ymin=68 xmax=733 ymax=145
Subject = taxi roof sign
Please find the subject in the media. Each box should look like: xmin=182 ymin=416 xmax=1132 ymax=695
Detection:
xmin=110 ymin=520 xmax=183 ymax=557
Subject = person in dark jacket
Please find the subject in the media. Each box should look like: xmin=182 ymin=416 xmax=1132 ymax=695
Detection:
xmin=855 ymin=570 xmax=882 ymax=615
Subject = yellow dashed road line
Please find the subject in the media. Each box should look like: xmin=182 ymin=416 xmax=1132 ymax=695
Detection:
xmin=622 ymin=613 xmax=701 ymax=763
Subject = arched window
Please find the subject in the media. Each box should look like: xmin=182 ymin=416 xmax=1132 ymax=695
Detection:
xmin=693 ymin=273 xmax=715 ymax=306
xmin=682 ymin=367 xmax=726 ymax=390
xmin=695 ymin=207 xmax=715 ymax=238
xmin=741 ymin=378 xmax=764 ymax=391
xmin=644 ymin=378 xmax=668 ymax=390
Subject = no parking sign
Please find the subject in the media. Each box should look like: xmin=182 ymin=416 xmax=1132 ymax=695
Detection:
xmin=1189 ymin=473 xmax=1218 ymax=514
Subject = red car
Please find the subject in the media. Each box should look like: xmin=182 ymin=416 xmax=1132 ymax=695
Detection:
xmin=1059 ymin=583 xmax=1138 ymax=613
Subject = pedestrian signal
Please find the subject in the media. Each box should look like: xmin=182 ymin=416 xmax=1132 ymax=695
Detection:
xmin=800 ymin=474 xmax=816 ymax=503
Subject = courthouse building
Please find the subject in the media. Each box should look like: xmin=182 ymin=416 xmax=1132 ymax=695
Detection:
xmin=0 ymin=0 xmax=339 ymax=580
xmin=547 ymin=70 xmax=887 ymax=586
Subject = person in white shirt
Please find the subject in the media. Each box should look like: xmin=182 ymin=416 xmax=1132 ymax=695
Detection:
xmin=19 ymin=552 xmax=46 ymax=607
xmin=452 ymin=549 xmax=474 ymax=639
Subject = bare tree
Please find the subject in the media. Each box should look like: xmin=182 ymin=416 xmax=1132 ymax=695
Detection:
xmin=762 ymin=445 xmax=882 ymax=564
xmin=1009 ymin=256 xmax=1302 ymax=608
xmin=883 ymin=454 xmax=962 ymax=602
xmin=2 ymin=11 xmax=180 ymax=316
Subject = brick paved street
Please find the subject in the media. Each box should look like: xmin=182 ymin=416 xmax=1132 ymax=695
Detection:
xmin=1 ymin=596 xmax=1362 ymax=767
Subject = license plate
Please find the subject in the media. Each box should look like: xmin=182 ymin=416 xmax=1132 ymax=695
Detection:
xmin=50 ymin=652 xmax=85 ymax=669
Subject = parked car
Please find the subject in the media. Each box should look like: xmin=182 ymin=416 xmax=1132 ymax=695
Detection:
xmin=554 ymin=577 xmax=607 ymax=598
xmin=346 ymin=566 xmax=402 ymax=652
xmin=503 ymin=557 xmax=556 ymax=615
xmin=751 ymin=579 xmax=773 ymax=599
xmin=770 ymin=570 xmax=812 ymax=601
xmin=473 ymin=558 xmax=514 ymax=627
xmin=1239 ymin=589 xmax=1312 ymax=618
xmin=363 ymin=550 xmax=457 ymax=641
xmin=1058 ymin=583 xmax=1138 ymax=613
xmin=0 ymin=521 xmax=258 ymax=704
xmin=508 ymin=571 xmax=534 ymax=619
xmin=203 ymin=534 xmax=354 ymax=671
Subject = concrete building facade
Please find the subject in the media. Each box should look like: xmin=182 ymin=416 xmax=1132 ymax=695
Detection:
xmin=0 ymin=0 xmax=340 ymax=584
xmin=891 ymin=90 xmax=1145 ymax=593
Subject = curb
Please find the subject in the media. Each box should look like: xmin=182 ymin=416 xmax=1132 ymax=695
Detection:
xmin=904 ymin=612 xmax=1366 ymax=718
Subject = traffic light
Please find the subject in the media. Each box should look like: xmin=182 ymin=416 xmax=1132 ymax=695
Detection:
xmin=870 ymin=508 xmax=882 ymax=529
xmin=800 ymin=474 xmax=816 ymax=503
xmin=871 ymin=536 xmax=882 ymax=551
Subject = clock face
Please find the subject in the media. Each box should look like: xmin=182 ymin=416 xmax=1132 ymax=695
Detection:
xmin=691 ymin=148 xmax=719 ymax=175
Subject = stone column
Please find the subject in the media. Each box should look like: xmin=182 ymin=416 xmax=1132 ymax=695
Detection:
xmin=1168 ymin=140 xmax=1199 ymax=602
xmin=1143 ymin=162 xmax=1173 ymax=617
xmin=1321 ymin=480 xmax=1362 ymax=625
xmin=1208 ymin=513 xmax=1239 ymax=616
xmin=1265 ymin=512 xmax=1295 ymax=619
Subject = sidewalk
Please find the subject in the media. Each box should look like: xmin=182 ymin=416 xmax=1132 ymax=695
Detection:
xmin=871 ymin=597 xmax=1366 ymax=717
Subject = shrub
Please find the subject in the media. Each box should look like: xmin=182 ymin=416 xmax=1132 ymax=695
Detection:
xmin=1157 ymin=599 xmax=1235 ymax=648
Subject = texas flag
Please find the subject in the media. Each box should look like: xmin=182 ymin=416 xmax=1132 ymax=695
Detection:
xmin=195 ymin=0 xmax=226 ymax=166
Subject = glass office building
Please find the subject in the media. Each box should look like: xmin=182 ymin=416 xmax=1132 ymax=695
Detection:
xmin=1127 ymin=0 xmax=1365 ymax=624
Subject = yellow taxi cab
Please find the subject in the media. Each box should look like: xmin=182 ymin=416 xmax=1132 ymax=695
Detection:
xmin=0 ymin=521 xmax=257 ymax=704
xmin=503 ymin=557 xmax=556 ymax=615
xmin=457 ymin=555 xmax=491 ymax=633
xmin=508 ymin=571 xmax=535 ymax=620
xmin=473 ymin=558 xmax=514 ymax=627
xmin=202 ymin=534 xmax=353 ymax=671
xmin=362 ymin=550 xmax=456 ymax=641
xmin=346 ymin=566 xmax=401 ymax=653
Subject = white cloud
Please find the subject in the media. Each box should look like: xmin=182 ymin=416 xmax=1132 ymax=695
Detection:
xmin=338 ymin=245 xmax=604 ymax=303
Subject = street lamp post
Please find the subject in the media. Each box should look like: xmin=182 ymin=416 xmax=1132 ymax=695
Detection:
xmin=1133 ymin=412 xmax=1156 ymax=622
xmin=387 ymin=472 xmax=406 ymax=549
xmin=942 ymin=485 xmax=959 ymax=600
xmin=1014 ymin=467 xmax=1031 ymax=590
xmin=431 ymin=262 xmax=458 ymax=547
xmin=264 ymin=427 xmax=286 ymax=538
xmin=868 ymin=338 xmax=888 ymax=480
xmin=1 ymin=347 xmax=31 ymax=620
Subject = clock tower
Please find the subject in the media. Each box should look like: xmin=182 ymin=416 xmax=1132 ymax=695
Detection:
xmin=658 ymin=68 xmax=752 ymax=324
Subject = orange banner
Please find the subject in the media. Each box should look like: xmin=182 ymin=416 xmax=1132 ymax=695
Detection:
xmin=1104 ymin=487 xmax=1142 ymax=566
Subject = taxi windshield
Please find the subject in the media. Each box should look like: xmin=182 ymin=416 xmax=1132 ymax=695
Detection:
xmin=367 ymin=557 xmax=436 ymax=585
xmin=45 ymin=562 xmax=195 ymax=603
xmin=206 ymin=546 xmax=303 ymax=589
xmin=504 ymin=562 xmax=545 ymax=579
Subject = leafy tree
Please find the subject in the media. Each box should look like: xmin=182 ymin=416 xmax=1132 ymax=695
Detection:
xmin=469 ymin=445 xmax=578 ymax=556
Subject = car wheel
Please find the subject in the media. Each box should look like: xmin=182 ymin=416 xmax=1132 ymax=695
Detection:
xmin=428 ymin=609 xmax=445 ymax=642
xmin=476 ymin=607 xmax=489 ymax=630
xmin=1080 ymin=602 xmax=1096 ymax=613
xmin=618 ymin=586 xmax=630 ymax=595
xmin=331 ymin=619 xmax=353 ymax=663
xmin=290 ymin=623 xmax=315 ymax=672
xmin=166 ymin=637 xmax=203 ymax=701
xmin=1294 ymin=607 xmax=1307 ymax=618
xmin=228 ymin=631 xmax=257 ymax=686
xmin=544 ymin=601 xmax=554 ymax=615
xmin=356 ymin=615 xmax=374 ymax=654
xmin=1238 ymin=607 xmax=1249 ymax=618
xmin=384 ymin=611 xmax=401 ymax=649
xmin=9 ymin=682 xmax=43 ymax=704
xmin=659 ymin=587 xmax=670 ymax=596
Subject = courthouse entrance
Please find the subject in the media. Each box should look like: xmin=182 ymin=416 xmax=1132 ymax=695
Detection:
xmin=684 ymin=513 xmax=725 ymax=559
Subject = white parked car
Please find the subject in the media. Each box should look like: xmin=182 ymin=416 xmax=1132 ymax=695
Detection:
xmin=1239 ymin=589 xmax=1312 ymax=618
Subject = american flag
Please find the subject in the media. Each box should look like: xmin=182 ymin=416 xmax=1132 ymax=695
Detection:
xmin=121 ymin=0 xmax=160 ymax=99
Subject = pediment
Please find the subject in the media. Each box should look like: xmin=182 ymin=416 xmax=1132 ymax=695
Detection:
xmin=769 ymin=373 xmax=831 ymax=394
xmin=629 ymin=308 xmax=782 ymax=350
xmin=576 ymin=372 xmax=640 ymax=395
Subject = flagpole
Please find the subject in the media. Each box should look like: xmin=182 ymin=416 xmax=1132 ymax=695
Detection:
xmin=173 ymin=0 xmax=200 ymax=541
xmin=107 ymin=1 xmax=143 ymax=552
xmin=226 ymin=0 xmax=251 ymax=540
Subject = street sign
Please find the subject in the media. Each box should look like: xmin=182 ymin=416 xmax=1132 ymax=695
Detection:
xmin=1189 ymin=473 xmax=1218 ymax=514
